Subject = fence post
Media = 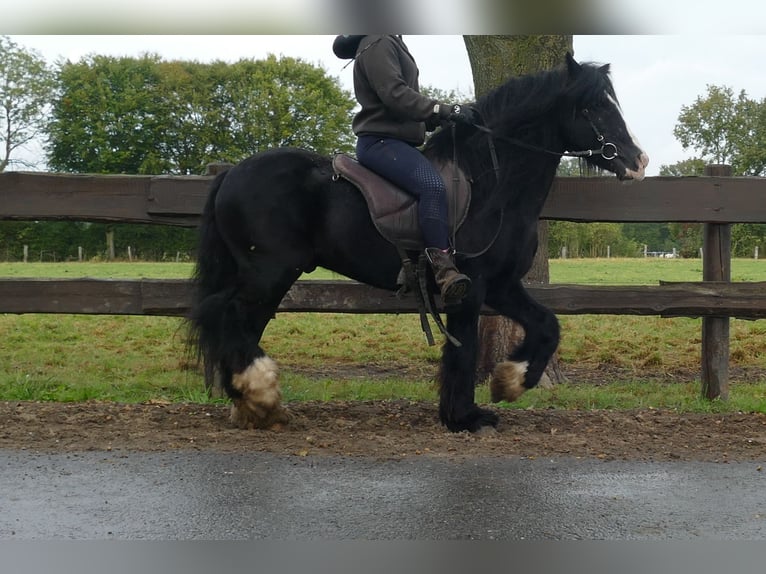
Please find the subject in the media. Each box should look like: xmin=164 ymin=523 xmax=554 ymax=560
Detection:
xmin=701 ymin=164 xmax=732 ymax=400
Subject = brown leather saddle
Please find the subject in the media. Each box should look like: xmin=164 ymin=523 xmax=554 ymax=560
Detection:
xmin=331 ymin=153 xmax=471 ymax=252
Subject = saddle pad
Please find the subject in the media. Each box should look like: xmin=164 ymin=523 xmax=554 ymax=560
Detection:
xmin=332 ymin=153 xmax=471 ymax=251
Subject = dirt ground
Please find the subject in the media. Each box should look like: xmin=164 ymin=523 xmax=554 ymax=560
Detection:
xmin=2 ymin=366 xmax=766 ymax=462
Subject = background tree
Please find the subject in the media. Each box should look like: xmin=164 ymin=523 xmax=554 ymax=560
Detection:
xmin=0 ymin=36 xmax=56 ymax=172
xmin=464 ymin=35 xmax=572 ymax=385
xmin=556 ymin=157 xmax=584 ymax=177
xmin=420 ymin=85 xmax=474 ymax=106
xmin=622 ymin=222 xmax=676 ymax=253
xmin=549 ymin=222 xmax=639 ymax=259
xmin=732 ymin=93 xmax=766 ymax=176
xmin=156 ymin=56 xmax=357 ymax=173
xmin=47 ymin=54 xmax=356 ymax=175
xmin=659 ymin=158 xmax=707 ymax=177
xmin=36 ymin=53 xmax=356 ymax=261
xmin=674 ymin=85 xmax=743 ymax=167
xmin=674 ymin=85 xmax=766 ymax=176
xmin=659 ymin=91 xmax=766 ymax=257
xmin=47 ymin=54 xmax=171 ymax=175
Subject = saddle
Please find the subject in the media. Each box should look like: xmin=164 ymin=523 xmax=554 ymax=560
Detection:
xmin=331 ymin=153 xmax=471 ymax=252
xmin=332 ymin=153 xmax=472 ymax=347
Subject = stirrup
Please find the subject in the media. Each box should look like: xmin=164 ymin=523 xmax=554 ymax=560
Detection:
xmin=395 ymin=248 xmax=462 ymax=347
xmin=418 ymin=254 xmax=462 ymax=348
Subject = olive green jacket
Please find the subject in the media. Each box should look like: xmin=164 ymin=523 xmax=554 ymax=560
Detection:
xmin=352 ymin=35 xmax=440 ymax=146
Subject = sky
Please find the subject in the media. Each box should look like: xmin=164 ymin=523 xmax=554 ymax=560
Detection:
xmin=8 ymin=33 xmax=766 ymax=176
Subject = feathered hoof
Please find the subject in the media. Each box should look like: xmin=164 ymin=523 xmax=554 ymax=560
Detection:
xmin=442 ymin=405 xmax=499 ymax=433
xmin=230 ymin=400 xmax=291 ymax=430
xmin=489 ymin=360 xmax=529 ymax=403
xmin=230 ymin=356 xmax=290 ymax=430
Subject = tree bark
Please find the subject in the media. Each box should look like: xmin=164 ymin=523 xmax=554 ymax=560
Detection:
xmin=464 ymin=35 xmax=572 ymax=386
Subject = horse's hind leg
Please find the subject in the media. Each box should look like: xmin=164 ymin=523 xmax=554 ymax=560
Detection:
xmin=218 ymin=260 xmax=301 ymax=429
xmin=229 ymin=355 xmax=287 ymax=430
xmin=485 ymin=281 xmax=560 ymax=403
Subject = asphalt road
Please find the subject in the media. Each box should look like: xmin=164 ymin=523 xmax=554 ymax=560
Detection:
xmin=2 ymin=450 xmax=766 ymax=540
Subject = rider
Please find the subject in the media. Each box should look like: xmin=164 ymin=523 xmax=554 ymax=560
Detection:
xmin=333 ymin=34 xmax=478 ymax=305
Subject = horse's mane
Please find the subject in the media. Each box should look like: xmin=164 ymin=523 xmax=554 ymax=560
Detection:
xmin=479 ymin=60 xmax=614 ymax=133
xmin=427 ymin=59 xmax=615 ymax=152
xmin=423 ymin=59 xmax=615 ymax=210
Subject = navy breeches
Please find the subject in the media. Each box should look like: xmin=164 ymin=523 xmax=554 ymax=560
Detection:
xmin=356 ymin=135 xmax=449 ymax=250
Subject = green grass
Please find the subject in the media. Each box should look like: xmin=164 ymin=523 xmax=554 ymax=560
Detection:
xmin=0 ymin=261 xmax=342 ymax=280
xmin=5 ymin=256 xmax=764 ymax=282
xmin=0 ymin=261 xmax=196 ymax=279
xmin=1 ymin=259 xmax=766 ymax=410
xmin=550 ymin=257 xmax=766 ymax=284
xmin=0 ymin=314 xmax=206 ymax=403
xmin=497 ymin=379 xmax=766 ymax=414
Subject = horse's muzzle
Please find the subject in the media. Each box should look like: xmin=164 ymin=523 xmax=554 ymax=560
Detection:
xmin=619 ymin=152 xmax=649 ymax=182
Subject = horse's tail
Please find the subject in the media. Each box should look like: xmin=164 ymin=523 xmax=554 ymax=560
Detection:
xmin=187 ymin=170 xmax=240 ymax=382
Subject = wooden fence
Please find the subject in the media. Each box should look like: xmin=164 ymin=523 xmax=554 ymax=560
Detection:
xmin=2 ymin=164 xmax=766 ymax=400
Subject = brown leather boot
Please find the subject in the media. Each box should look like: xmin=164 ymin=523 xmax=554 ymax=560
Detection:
xmin=425 ymin=248 xmax=472 ymax=306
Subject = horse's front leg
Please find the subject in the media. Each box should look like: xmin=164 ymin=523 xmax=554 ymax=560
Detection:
xmin=438 ymin=285 xmax=499 ymax=432
xmin=485 ymin=280 xmax=560 ymax=403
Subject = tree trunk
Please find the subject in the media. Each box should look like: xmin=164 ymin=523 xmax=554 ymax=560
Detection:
xmin=464 ymin=35 xmax=572 ymax=386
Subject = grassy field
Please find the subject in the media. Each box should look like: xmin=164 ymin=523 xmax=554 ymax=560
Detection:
xmin=1 ymin=258 xmax=765 ymax=411
xmin=2 ymin=257 xmax=765 ymax=282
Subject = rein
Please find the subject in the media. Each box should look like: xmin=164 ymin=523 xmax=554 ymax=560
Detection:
xmin=473 ymin=108 xmax=619 ymax=163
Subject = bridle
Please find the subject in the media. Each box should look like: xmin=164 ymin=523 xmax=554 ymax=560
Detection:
xmin=471 ymin=107 xmax=620 ymax=171
xmin=448 ymin=107 xmax=619 ymax=259
xmin=576 ymin=108 xmax=618 ymax=160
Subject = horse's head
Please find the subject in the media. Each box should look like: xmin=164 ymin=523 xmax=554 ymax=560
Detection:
xmin=560 ymin=53 xmax=649 ymax=181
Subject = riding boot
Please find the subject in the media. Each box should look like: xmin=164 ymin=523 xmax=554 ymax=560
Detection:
xmin=424 ymin=247 xmax=472 ymax=306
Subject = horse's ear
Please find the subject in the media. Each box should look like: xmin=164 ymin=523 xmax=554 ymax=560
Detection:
xmin=565 ymin=52 xmax=581 ymax=75
xmin=599 ymin=63 xmax=611 ymax=74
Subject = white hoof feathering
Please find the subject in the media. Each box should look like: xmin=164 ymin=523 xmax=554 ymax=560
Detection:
xmin=230 ymin=356 xmax=290 ymax=429
xmin=490 ymin=361 xmax=529 ymax=403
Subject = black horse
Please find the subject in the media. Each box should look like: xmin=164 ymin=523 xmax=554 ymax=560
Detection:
xmin=188 ymin=53 xmax=648 ymax=433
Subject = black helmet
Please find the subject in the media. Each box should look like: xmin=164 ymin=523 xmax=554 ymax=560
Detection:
xmin=332 ymin=35 xmax=366 ymax=59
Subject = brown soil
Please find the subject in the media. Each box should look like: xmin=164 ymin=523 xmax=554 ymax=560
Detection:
xmin=3 ymin=372 xmax=766 ymax=462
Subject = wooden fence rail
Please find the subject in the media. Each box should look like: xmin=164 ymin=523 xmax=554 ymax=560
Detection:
xmin=2 ymin=166 xmax=766 ymax=400
xmin=2 ymin=278 xmax=766 ymax=319
xmin=3 ymin=170 xmax=766 ymax=226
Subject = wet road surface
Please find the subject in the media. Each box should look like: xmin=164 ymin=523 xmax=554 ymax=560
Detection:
xmin=2 ymin=450 xmax=765 ymax=539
